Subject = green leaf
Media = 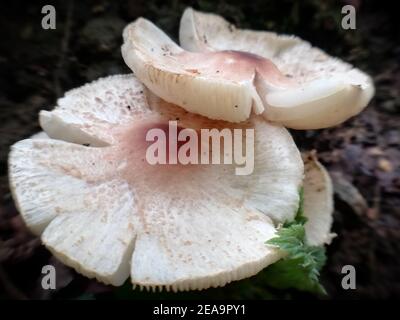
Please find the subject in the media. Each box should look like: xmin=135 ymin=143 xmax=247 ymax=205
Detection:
xmin=264 ymin=188 xmax=327 ymax=295
xmin=262 ymin=250 xmax=326 ymax=295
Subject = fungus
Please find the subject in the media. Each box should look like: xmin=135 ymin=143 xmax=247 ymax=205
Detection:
xmin=9 ymin=74 xmax=309 ymax=290
xmin=121 ymin=8 xmax=373 ymax=129
xmin=8 ymin=9 xmax=343 ymax=292
xmin=302 ymin=151 xmax=334 ymax=246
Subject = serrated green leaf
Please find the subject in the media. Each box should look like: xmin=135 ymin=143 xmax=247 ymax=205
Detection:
xmin=264 ymin=188 xmax=327 ymax=295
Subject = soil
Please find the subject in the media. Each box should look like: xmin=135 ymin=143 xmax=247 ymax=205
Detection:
xmin=0 ymin=0 xmax=399 ymax=299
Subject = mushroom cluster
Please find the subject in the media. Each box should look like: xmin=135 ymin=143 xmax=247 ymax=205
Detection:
xmin=8 ymin=8 xmax=373 ymax=292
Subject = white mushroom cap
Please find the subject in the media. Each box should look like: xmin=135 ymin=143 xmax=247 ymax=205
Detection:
xmin=39 ymin=75 xmax=150 ymax=147
xmin=302 ymin=151 xmax=334 ymax=246
xmin=27 ymin=135 xmax=334 ymax=240
xmin=29 ymin=131 xmax=50 ymax=140
xmin=179 ymin=8 xmax=375 ymax=129
xmin=9 ymin=74 xmax=304 ymax=290
xmin=122 ymin=18 xmax=271 ymax=123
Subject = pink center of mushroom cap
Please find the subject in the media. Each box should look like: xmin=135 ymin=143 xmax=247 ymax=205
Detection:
xmin=134 ymin=120 xmax=199 ymax=163
xmin=177 ymin=50 xmax=294 ymax=88
xmin=109 ymin=118 xmax=205 ymax=182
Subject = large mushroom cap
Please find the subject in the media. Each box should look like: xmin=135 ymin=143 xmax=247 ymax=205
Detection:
xmin=302 ymin=151 xmax=334 ymax=246
xmin=179 ymin=8 xmax=374 ymax=129
xmin=9 ymin=74 xmax=304 ymax=290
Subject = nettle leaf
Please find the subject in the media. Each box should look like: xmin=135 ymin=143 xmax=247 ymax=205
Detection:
xmin=264 ymin=188 xmax=327 ymax=295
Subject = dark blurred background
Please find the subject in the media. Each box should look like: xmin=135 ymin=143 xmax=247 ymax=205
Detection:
xmin=0 ymin=0 xmax=399 ymax=299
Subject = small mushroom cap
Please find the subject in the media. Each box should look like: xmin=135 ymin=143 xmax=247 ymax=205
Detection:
xmin=302 ymin=152 xmax=334 ymax=246
xmin=9 ymin=74 xmax=304 ymax=290
xmin=179 ymin=8 xmax=374 ymax=129
xmin=122 ymin=18 xmax=273 ymax=123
